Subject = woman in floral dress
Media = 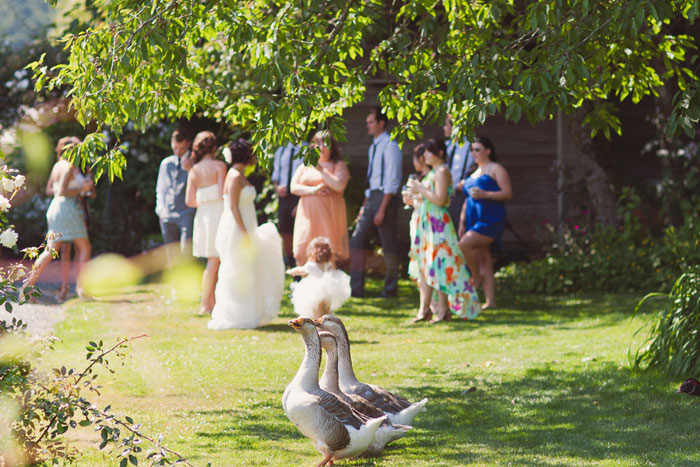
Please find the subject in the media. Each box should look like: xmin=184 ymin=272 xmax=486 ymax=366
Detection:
xmin=406 ymin=138 xmax=481 ymax=323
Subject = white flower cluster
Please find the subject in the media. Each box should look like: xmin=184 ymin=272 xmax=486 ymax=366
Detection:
xmin=222 ymin=146 xmax=232 ymax=164
xmin=0 ymin=229 xmax=18 ymax=248
xmin=0 ymin=171 xmax=27 ymax=249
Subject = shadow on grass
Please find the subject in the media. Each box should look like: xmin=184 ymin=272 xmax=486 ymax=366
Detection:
xmin=392 ymin=364 xmax=695 ymax=464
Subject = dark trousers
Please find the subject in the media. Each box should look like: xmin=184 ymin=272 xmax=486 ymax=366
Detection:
xmin=448 ymin=190 xmax=466 ymax=231
xmin=159 ymin=217 xmax=193 ymax=267
xmin=349 ymin=191 xmax=400 ymax=297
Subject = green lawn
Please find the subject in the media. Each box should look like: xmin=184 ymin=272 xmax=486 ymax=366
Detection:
xmin=44 ymin=278 xmax=699 ymax=466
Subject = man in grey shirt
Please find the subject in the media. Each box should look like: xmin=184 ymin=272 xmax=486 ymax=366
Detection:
xmin=155 ymin=127 xmax=195 ymax=264
xmin=349 ymin=108 xmax=402 ymax=298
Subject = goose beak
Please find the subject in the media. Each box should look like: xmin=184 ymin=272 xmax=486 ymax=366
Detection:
xmin=288 ymin=317 xmax=304 ymax=329
xmin=313 ymin=317 xmax=324 ymax=327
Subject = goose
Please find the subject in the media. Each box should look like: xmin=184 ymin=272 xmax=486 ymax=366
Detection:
xmin=314 ymin=314 xmax=428 ymax=426
xmin=282 ymin=317 xmax=386 ymax=467
xmin=318 ymin=330 xmax=411 ymax=456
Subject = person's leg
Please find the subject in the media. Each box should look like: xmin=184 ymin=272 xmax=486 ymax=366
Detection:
xmin=312 ymin=301 xmax=330 ymax=320
xmin=201 ymin=257 xmax=220 ymax=314
xmin=72 ymin=237 xmax=91 ymax=297
xmin=58 ymin=243 xmax=72 ymax=299
xmin=458 ymin=230 xmax=493 ymax=287
xmin=479 ymin=246 xmax=496 ymax=308
xmin=430 ymin=290 xmax=451 ymax=323
xmin=376 ymin=198 xmax=399 ymax=297
xmin=412 ymin=275 xmax=433 ymax=322
xmin=349 ymin=199 xmax=378 ymax=298
xmin=278 ymin=195 xmax=298 ymax=269
xmin=159 ymin=219 xmax=181 ymax=268
xmin=22 ymin=240 xmax=62 ymax=300
xmin=178 ymin=219 xmax=194 ymax=260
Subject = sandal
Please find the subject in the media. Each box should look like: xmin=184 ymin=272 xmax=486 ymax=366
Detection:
xmin=411 ymin=309 xmax=432 ymax=323
xmin=56 ymin=285 xmax=69 ymax=301
xmin=429 ymin=308 xmax=452 ymax=324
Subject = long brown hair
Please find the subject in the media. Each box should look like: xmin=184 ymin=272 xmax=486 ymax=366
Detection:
xmin=192 ymin=131 xmax=217 ymax=164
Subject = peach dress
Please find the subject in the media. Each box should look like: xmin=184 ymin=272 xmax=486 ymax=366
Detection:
xmin=292 ymin=161 xmax=350 ymax=265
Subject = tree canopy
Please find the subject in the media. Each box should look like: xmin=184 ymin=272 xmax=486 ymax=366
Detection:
xmin=31 ymin=0 xmax=700 ymax=180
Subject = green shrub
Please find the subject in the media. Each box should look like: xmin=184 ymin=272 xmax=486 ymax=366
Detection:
xmin=496 ymin=188 xmax=697 ymax=294
xmin=631 ymin=268 xmax=700 ymax=376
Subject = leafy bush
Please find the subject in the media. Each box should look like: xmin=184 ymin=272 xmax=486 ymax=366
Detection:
xmin=1 ymin=323 xmax=196 ymax=466
xmin=631 ymin=268 xmax=700 ymax=376
xmin=496 ymin=188 xmax=698 ymax=294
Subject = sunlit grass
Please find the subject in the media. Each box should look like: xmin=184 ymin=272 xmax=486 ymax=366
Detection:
xmin=41 ymin=279 xmax=699 ymax=466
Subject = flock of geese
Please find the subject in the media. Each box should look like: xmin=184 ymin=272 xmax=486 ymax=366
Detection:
xmin=283 ymin=315 xmax=428 ymax=466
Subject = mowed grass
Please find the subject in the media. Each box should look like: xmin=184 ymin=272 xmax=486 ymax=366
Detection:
xmin=41 ymin=278 xmax=700 ymax=466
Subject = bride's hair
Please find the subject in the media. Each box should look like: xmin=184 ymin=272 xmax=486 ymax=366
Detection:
xmin=306 ymin=236 xmax=333 ymax=264
xmin=226 ymin=138 xmax=253 ymax=165
xmin=192 ymin=131 xmax=217 ymax=164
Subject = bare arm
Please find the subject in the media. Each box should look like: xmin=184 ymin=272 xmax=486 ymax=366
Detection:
xmin=45 ymin=164 xmax=60 ymax=196
xmin=217 ymin=162 xmax=226 ymax=198
xmin=229 ymin=171 xmax=248 ymax=234
xmin=290 ymin=166 xmax=322 ymax=196
xmin=285 ymin=266 xmax=308 ymax=277
xmin=319 ymin=161 xmax=349 ymax=193
xmin=472 ymin=164 xmax=512 ymax=201
xmin=57 ymin=167 xmax=84 ymax=197
xmin=185 ymin=168 xmax=197 ymax=208
xmin=410 ymin=166 xmax=451 ymax=206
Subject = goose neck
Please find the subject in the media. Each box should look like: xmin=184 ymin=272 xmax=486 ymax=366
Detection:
xmin=319 ymin=346 xmax=342 ymax=394
xmin=293 ymin=330 xmax=322 ymax=392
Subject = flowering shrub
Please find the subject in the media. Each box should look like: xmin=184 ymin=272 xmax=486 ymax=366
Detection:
xmin=496 ymin=188 xmax=699 ymax=294
xmin=0 ymin=156 xmax=195 ymax=465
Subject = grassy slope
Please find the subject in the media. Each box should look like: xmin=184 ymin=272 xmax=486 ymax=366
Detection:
xmin=44 ymin=279 xmax=699 ymax=466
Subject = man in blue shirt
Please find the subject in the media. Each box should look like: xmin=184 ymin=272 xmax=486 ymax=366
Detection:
xmin=155 ymin=127 xmax=195 ymax=265
xmin=443 ymin=114 xmax=474 ymax=227
xmin=350 ymin=108 xmax=403 ymax=298
xmin=271 ymin=141 xmax=305 ymax=269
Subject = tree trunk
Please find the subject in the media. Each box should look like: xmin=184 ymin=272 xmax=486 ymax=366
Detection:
xmin=566 ymin=104 xmax=619 ymax=226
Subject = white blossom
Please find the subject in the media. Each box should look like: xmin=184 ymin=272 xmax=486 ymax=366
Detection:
xmin=223 ymin=146 xmax=232 ymax=164
xmin=0 ymin=229 xmax=18 ymax=248
xmin=13 ymin=175 xmax=25 ymax=189
xmin=2 ymin=178 xmax=14 ymax=192
xmin=0 ymin=195 xmax=11 ymax=211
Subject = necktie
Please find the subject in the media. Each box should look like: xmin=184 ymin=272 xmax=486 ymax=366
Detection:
xmin=447 ymin=142 xmax=457 ymax=171
xmin=366 ymin=142 xmax=377 ymax=185
xmin=286 ymin=146 xmax=296 ymax=187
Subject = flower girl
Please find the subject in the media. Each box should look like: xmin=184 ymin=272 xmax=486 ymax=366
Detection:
xmin=285 ymin=236 xmax=350 ymax=319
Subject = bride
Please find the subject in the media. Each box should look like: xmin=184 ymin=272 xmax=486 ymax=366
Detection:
xmin=207 ymin=139 xmax=285 ymax=330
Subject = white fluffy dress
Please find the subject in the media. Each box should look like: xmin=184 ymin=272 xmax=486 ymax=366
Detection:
xmin=290 ymin=262 xmax=351 ymax=318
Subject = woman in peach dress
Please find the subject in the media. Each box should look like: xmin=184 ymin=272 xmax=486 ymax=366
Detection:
xmin=290 ymin=130 xmax=350 ymax=266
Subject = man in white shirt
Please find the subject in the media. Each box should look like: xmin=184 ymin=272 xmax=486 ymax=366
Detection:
xmin=443 ymin=114 xmax=475 ymax=227
xmin=349 ymin=108 xmax=403 ymax=298
xmin=271 ymin=142 xmax=305 ymax=269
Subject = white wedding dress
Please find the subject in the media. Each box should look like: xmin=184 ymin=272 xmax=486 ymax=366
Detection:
xmin=208 ymin=185 xmax=284 ymax=330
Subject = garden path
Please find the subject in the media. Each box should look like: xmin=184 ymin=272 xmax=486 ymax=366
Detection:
xmin=0 ymin=259 xmax=72 ymax=335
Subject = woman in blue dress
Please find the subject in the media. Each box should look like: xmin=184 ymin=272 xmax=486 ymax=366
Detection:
xmin=458 ymin=136 xmax=512 ymax=309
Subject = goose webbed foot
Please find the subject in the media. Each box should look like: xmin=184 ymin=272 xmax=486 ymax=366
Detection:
xmin=317 ymin=453 xmax=334 ymax=467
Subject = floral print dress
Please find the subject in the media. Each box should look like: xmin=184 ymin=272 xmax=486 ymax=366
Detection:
xmin=408 ymin=169 xmax=481 ymax=319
